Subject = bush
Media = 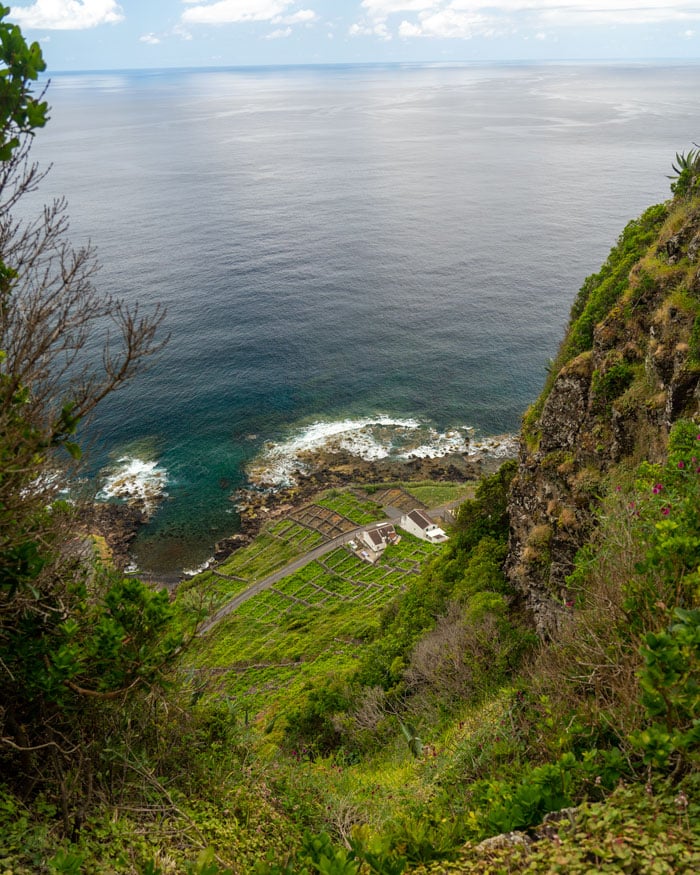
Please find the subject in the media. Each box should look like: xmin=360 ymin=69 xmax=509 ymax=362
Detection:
xmin=590 ymin=360 xmax=636 ymax=412
xmin=284 ymin=680 xmax=354 ymax=759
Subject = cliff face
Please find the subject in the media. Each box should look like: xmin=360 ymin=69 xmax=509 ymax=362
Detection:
xmin=507 ymin=186 xmax=700 ymax=636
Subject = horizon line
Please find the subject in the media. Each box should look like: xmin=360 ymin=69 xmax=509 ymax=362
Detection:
xmin=42 ymin=56 xmax=700 ymax=76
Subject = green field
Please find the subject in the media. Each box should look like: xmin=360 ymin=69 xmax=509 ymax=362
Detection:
xmin=403 ymin=481 xmax=476 ymax=506
xmin=315 ymin=491 xmax=386 ymax=524
xmin=186 ymin=533 xmax=444 ymax=716
xmin=178 ymin=481 xmax=463 ymax=718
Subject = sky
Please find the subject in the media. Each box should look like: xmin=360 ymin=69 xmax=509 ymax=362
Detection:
xmin=5 ymin=0 xmax=700 ymax=70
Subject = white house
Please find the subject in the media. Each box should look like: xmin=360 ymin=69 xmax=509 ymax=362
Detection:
xmin=399 ymin=509 xmax=449 ymax=544
xmin=356 ymin=523 xmax=400 ymax=562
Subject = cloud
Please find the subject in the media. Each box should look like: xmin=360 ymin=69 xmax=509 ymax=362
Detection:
xmin=350 ymin=20 xmax=391 ymax=39
xmin=265 ymin=26 xmax=292 ymax=38
xmin=278 ymin=8 xmax=317 ymax=24
xmin=140 ymin=33 xmax=161 ymax=45
xmin=173 ymin=23 xmax=194 ymax=40
xmin=11 ymin=0 xmax=124 ymax=30
xmin=528 ymin=1 xmax=700 ymax=27
xmin=362 ymin=1 xmax=434 ymax=14
xmin=181 ymin=0 xmax=295 ymax=25
xmin=401 ymin=10 xmax=498 ymax=39
xmin=354 ymin=1 xmax=700 ymax=41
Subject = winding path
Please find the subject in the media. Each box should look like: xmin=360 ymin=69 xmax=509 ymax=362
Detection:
xmin=196 ymin=526 xmax=367 ymax=636
xmin=196 ymin=497 xmax=462 ymax=637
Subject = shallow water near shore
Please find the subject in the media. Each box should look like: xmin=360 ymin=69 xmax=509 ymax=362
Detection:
xmin=25 ymin=62 xmax=700 ymax=573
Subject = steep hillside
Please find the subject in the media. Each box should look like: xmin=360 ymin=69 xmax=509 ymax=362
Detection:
xmin=5 ymin=153 xmax=700 ymax=874
xmin=508 ymin=167 xmax=700 ymax=635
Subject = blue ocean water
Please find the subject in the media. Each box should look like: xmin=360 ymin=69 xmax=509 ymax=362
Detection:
xmin=27 ymin=62 xmax=700 ymax=573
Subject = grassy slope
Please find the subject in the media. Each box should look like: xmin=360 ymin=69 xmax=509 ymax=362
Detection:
xmin=237 ymin=185 xmax=700 ymax=871
xmin=5 ymin=179 xmax=700 ymax=872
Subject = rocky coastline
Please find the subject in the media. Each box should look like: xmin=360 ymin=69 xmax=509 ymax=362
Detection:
xmin=75 ymin=502 xmax=146 ymax=571
xmin=86 ymin=438 xmax=518 ymax=576
xmin=218 ymin=442 xmax=515 ymax=562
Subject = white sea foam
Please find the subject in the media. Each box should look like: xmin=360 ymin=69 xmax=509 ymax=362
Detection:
xmin=98 ymin=457 xmax=169 ymax=518
xmin=246 ymin=416 xmax=516 ymax=489
xmin=183 ymin=559 xmax=213 ymax=577
xmin=466 ymin=434 xmax=520 ymax=458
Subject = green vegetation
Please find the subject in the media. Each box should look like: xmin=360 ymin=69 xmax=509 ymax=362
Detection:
xmin=523 ymin=201 xmax=667 ymax=437
xmin=0 ymin=4 xmax=174 ymax=845
xmin=669 ymin=144 xmax=700 ymax=198
xmin=590 ymin=359 xmax=637 ymax=413
xmin=566 ymin=203 xmax=668 ymax=360
xmin=187 ymin=533 xmax=442 ymax=722
xmin=402 ymin=482 xmax=475 ymax=506
xmin=3 ymin=11 xmax=700 ymax=870
xmin=316 ymin=492 xmax=386 ymax=525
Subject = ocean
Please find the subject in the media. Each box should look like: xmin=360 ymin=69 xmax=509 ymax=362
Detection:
xmin=26 ymin=61 xmax=700 ymax=574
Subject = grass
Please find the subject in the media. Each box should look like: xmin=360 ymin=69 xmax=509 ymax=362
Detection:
xmin=185 ymin=533 xmax=445 ymax=718
xmin=216 ymin=533 xmax=302 ymax=580
xmin=404 ymin=482 xmax=476 ymax=507
xmin=315 ymin=491 xmax=386 ymax=525
xmin=267 ymin=519 xmax=325 ymax=551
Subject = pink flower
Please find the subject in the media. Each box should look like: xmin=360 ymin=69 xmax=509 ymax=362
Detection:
xmin=678 ymin=460 xmax=686 ymax=469
xmin=652 ymin=483 xmax=663 ymax=494
xmin=661 ymin=506 xmax=671 ymax=516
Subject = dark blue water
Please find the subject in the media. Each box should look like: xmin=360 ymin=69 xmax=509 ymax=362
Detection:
xmin=26 ymin=62 xmax=700 ymax=572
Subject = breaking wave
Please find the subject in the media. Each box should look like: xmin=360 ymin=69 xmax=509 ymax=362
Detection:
xmin=98 ymin=457 xmax=169 ymax=518
xmin=246 ymin=416 xmax=517 ymax=489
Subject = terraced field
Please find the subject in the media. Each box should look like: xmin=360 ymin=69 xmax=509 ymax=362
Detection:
xmin=186 ymin=532 xmax=444 ymax=716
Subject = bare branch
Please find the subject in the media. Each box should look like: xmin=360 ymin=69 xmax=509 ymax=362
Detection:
xmin=0 ymin=735 xmax=78 ymax=755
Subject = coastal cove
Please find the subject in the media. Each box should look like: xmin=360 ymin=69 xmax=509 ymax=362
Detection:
xmin=26 ymin=62 xmax=700 ymax=573
xmin=105 ymin=426 xmax=519 ymax=586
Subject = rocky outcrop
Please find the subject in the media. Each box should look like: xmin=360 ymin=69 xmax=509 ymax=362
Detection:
xmin=229 ymin=447 xmax=514 ymax=551
xmin=507 ymin=195 xmax=700 ymax=636
xmin=75 ymin=503 xmax=145 ymax=570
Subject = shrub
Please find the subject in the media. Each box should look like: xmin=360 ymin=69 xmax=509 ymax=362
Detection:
xmin=633 ymin=607 xmax=700 ymax=769
xmin=590 ymin=360 xmax=636 ymax=412
xmin=283 ymin=680 xmax=354 ymax=758
xmin=669 ymin=145 xmax=700 ymax=198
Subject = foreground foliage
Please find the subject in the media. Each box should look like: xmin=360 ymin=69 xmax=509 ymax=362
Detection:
xmin=0 ymin=2 xmax=174 ymax=841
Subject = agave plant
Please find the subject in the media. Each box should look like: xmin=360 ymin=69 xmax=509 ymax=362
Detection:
xmin=668 ymin=144 xmax=700 ymax=195
xmin=398 ymin=718 xmax=423 ymax=758
xmin=670 ymin=145 xmax=700 ymax=175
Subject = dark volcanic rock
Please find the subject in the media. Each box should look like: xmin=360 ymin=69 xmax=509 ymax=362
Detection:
xmin=538 ymin=353 xmax=593 ymax=453
xmin=213 ymin=533 xmax=251 ymax=562
xmin=230 ymin=448 xmax=514 ymax=545
xmin=75 ymin=503 xmax=145 ymax=570
xmin=507 ymin=199 xmax=700 ymax=637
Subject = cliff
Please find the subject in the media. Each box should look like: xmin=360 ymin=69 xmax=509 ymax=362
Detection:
xmin=507 ymin=172 xmax=700 ymax=636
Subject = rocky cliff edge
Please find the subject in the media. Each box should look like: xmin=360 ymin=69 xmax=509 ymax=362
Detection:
xmin=507 ymin=171 xmax=700 ymax=636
